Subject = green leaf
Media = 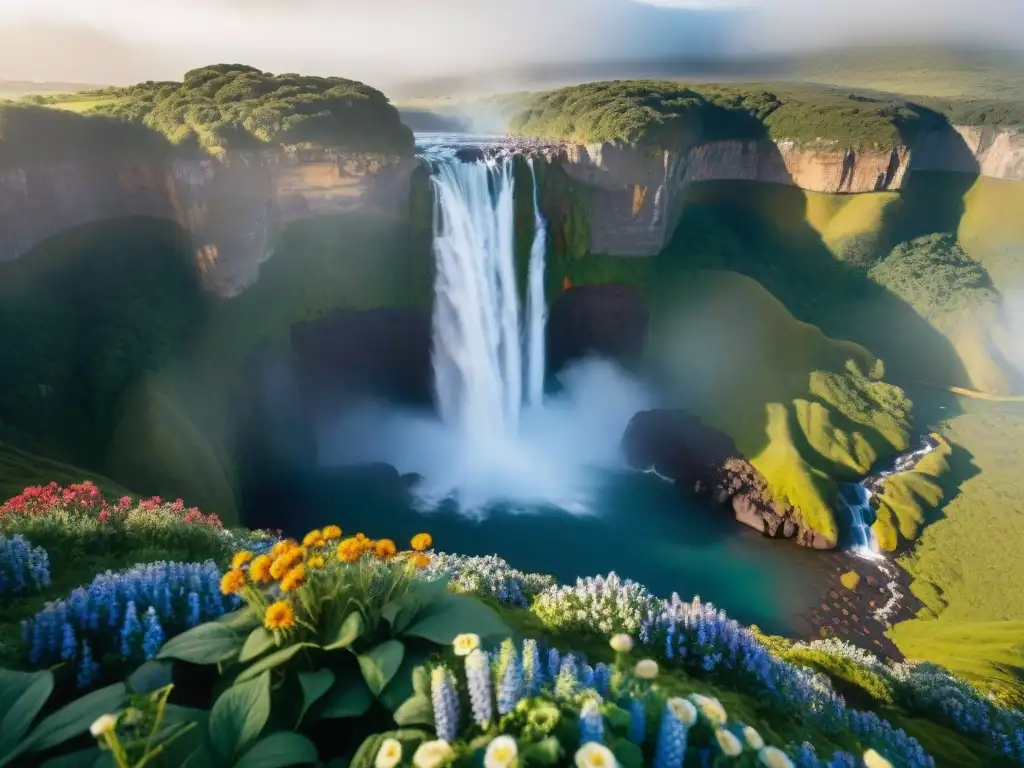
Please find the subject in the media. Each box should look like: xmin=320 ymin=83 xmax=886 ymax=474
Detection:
xmin=603 ymin=703 xmax=630 ymax=733
xmin=521 ymin=736 xmax=562 ymax=765
xmin=611 ymin=738 xmax=644 ymax=768
xmin=234 ymin=732 xmax=318 ymax=768
xmin=320 ymin=677 xmax=373 ymax=719
xmin=217 ymin=608 xmax=261 ymax=631
xmin=378 ymin=646 xmax=435 ymax=712
xmin=234 ymin=643 xmax=316 ymax=684
xmin=28 ymin=683 xmax=127 ymax=753
xmin=324 ymin=611 xmax=363 ymax=651
xmin=208 ymin=671 xmax=271 ymax=763
xmin=157 ymin=622 xmax=244 ymax=664
xmin=41 ymin=748 xmax=110 ymax=768
xmin=297 ymin=669 xmax=335 ymax=724
xmin=127 ymin=661 xmax=173 ymax=694
xmin=392 ymin=694 xmax=433 ymax=728
xmin=357 ymin=640 xmax=405 ymax=697
xmin=0 ymin=669 xmax=53 ymax=765
xmin=350 ymin=730 xmax=429 ymax=768
xmin=411 ymin=665 xmax=430 ymax=697
xmin=401 ymin=594 xmax=510 ymax=646
xmin=239 ymin=628 xmax=277 ymax=663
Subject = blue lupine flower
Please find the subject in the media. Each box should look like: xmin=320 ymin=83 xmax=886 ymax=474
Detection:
xmin=76 ymin=641 xmax=99 ymax=690
xmin=653 ymin=703 xmax=686 ymax=768
xmin=120 ymin=601 xmax=141 ymax=658
xmin=580 ymin=663 xmax=595 ymax=689
xmin=430 ymin=666 xmax=459 ymax=742
xmin=186 ymin=591 xmax=201 ymax=627
xmin=547 ymin=648 xmax=561 ymax=681
xmin=0 ymin=535 xmax=51 ymax=596
xmin=465 ymin=649 xmax=494 ymax=727
xmin=554 ymin=655 xmax=580 ymax=699
xmin=497 ymin=652 xmax=523 ymax=716
xmin=628 ymin=698 xmax=646 ymax=744
xmin=593 ymin=663 xmax=611 ymax=697
xmin=60 ymin=622 xmax=77 ymax=662
xmin=142 ymin=607 xmax=165 ymax=659
xmin=522 ymin=638 xmax=542 ymax=696
xmin=579 ymin=699 xmax=604 ymax=745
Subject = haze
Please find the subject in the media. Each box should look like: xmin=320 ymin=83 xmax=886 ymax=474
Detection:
xmin=1 ymin=0 xmax=1021 ymax=88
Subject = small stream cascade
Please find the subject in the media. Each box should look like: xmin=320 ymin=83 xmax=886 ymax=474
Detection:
xmin=838 ymin=435 xmax=940 ymax=558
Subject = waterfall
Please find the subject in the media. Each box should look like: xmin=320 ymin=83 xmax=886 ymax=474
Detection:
xmin=837 ymin=483 xmax=881 ymax=558
xmin=525 ymin=158 xmax=548 ymax=408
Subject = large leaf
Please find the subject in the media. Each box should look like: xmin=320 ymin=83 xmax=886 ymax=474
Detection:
xmin=401 ymin=594 xmax=510 ymax=645
xmin=323 ymin=611 xmax=364 ymax=651
xmin=41 ymin=748 xmax=110 ymax=768
xmin=382 ymin=580 xmax=448 ymax=636
xmin=234 ymin=643 xmax=316 ymax=684
xmin=28 ymin=683 xmax=127 ymax=753
xmin=378 ymin=646 xmax=435 ymax=712
xmin=157 ymin=622 xmax=244 ymax=664
xmin=239 ymin=628 xmax=277 ymax=663
xmin=357 ymin=640 xmax=405 ymax=697
xmin=234 ymin=732 xmax=318 ymax=768
xmin=297 ymin=670 xmax=335 ymax=725
xmin=611 ymin=738 xmax=644 ymax=768
xmin=392 ymin=694 xmax=433 ymax=728
xmin=217 ymin=607 xmax=261 ymax=631
xmin=0 ymin=669 xmax=53 ymax=765
xmin=320 ymin=676 xmax=373 ymax=720
xmin=208 ymin=671 xmax=271 ymax=763
xmin=127 ymin=661 xmax=173 ymax=695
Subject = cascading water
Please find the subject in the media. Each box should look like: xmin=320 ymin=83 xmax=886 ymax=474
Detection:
xmin=524 ymin=158 xmax=548 ymax=408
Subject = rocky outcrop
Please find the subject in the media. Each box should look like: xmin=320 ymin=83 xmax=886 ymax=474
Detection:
xmin=546 ymin=284 xmax=649 ymax=374
xmin=540 ymin=126 xmax=1024 ymax=256
xmin=0 ymin=148 xmax=417 ymax=296
xmin=622 ymin=409 xmax=806 ymax=543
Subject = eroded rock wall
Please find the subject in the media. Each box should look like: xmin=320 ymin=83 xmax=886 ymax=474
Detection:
xmin=0 ymin=148 xmax=417 ymax=296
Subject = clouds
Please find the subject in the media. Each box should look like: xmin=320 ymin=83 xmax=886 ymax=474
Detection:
xmin=0 ymin=0 xmax=1020 ymax=87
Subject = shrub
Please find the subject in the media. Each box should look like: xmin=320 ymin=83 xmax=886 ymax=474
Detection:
xmin=0 ymin=534 xmax=50 ymax=596
xmin=423 ymin=553 xmax=556 ymax=608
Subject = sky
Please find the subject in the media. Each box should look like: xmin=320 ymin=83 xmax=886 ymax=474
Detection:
xmin=0 ymin=0 xmax=1021 ymax=88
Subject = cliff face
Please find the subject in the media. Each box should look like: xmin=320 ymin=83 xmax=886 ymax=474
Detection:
xmin=0 ymin=148 xmax=417 ymax=296
xmin=545 ymin=127 xmax=1024 ymax=256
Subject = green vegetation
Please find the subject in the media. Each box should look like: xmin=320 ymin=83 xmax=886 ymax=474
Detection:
xmin=872 ymin=435 xmax=953 ymax=552
xmin=0 ymin=443 xmax=132 ymax=505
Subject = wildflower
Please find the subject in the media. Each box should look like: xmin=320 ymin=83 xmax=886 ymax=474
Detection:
xmin=142 ymin=607 xmax=165 ymax=660
xmin=579 ymin=699 xmax=605 ymax=745
xmin=355 ymin=533 xmax=368 ymax=542
xmin=863 ymin=750 xmax=893 ymax=768
xmin=270 ymin=539 xmax=297 ymax=557
xmin=466 ymin=649 xmax=494 ymax=727
xmin=653 ymin=703 xmax=686 ymax=768
xmin=280 ymin=565 xmax=306 ymax=593
xmin=413 ymin=739 xmax=453 ymax=768
xmin=337 ymin=537 xmax=363 ymax=563
xmin=264 ymin=600 xmax=296 ymax=631
xmin=758 ymin=747 xmax=795 ymax=768
xmin=412 ymin=553 xmax=432 ymax=568
xmin=303 ymin=530 xmax=324 ymax=548
xmin=497 ymin=652 xmax=523 ymax=716
xmin=715 ymin=728 xmax=743 ymax=757
xmin=634 ymin=659 xmax=659 ymax=679
xmin=90 ymin=714 xmax=118 ymax=737
xmin=627 ymin=699 xmax=646 ymax=744
xmin=375 ymin=737 xmax=403 ymax=768
xmin=231 ymin=551 xmax=254 ymax=570
xmin=307 ymin=555 xmax=326 ymax=569
xmin=667 ymin=698 xmax=697 ymax=728
xmin=689 ymin=694 xmax=727 ymax=727
xmin=219 ymin=569 xmax=246 ymax=595
xmin=249 ymin=555 xmax=273 ymax=584
xmin=527 ymin=702 xmax=561 ymax=733
xmin=522 ymin=639 xmax=543 ymax=695
xmin=484 ymin=735 xmax=518 ymax=768
xmin=120 ymin=602 xmax=141 ymax=658
xmin=375 ymin=539 xmax=397 ymax=559
xmin=321 ymin=525 xmax=342 ymax=540
xmin=76 ymin=640 xmax=99 ymax=689
xmin=610 ymin=634 xmax=634 ymax=653
xmin=743 ymin=726 xmax=764 ymax=750
xmin=411 ymin=533 xmax=433 ymax=551
xmin=431 ymin=667 xmax=460 ymax=743
xmin=270 ymin=549 xmax=303 ymax=580
xmin=574 ymin=742 xmax=616 ymax=768
xmin=453 ymin=633 xmax=480 ymax=656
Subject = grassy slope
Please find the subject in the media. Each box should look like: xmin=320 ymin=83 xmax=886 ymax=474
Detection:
xmin=872 ymin=435 xmax=953 ymax=551
xmin=0 ymin=442 xmax=133 ymax=503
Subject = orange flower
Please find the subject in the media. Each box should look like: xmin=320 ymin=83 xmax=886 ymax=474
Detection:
xmin=410 ymin=533 xmax=433 ymax=552
xmin=337 ymin=537 xmax=363 ymax=563
xmin=249 ymin=554 xmax=273 ymax=584
xmin=231 ymin=551 xmax=254 ymax=569
xmin=375 ymin=539 xmax=397 ymax=559
xmin=264 ymin=600 xmax=296 ymax=630
xmin=307 ymin=554 xmax=325 ymax=569
xmin=412 ymin=553 xmax=431 ymax=569
xmin=280 ymin=564 xmax=306 ymax=592
xmin=302 ymin=530 xmax=324 ymax=548
xmin=219 ymin=569 xmax=246 ymax=595
xmin=321 ymin=525 xmax=342 ymax=540
xmin=355 ymin=533 xmax=367 ymax=542
xmin=271 ymin=539 xmax=297 ymax=557
xmin=270 ymin=548 xmax=304 ymax=580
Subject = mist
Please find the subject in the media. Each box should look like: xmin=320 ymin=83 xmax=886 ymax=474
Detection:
xmin=1 ymin=0 xmax=1021 ymax=90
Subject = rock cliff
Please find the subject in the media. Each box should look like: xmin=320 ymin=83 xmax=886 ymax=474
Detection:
xmin=0 ymin=148 xmax=417 ymax=296
xmin=541 ymin=126 xmax=1024 ymax=256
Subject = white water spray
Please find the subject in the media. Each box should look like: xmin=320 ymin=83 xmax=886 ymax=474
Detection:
xmin=525 ymin=157 xmax=548 ymax=408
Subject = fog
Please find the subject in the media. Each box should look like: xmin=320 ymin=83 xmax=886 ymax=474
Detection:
xmin=1 ymin=0 xmax=1021 ymax=89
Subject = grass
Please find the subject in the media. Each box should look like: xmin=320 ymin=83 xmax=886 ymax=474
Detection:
xmin=872 ymin=435 xmax=953 ymax=551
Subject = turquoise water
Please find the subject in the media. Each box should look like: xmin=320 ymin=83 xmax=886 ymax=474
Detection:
xmin=284 ymin=467 xmax=829 ymax=636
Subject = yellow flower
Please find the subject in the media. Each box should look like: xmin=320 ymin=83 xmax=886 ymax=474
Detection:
xmin=484 ymin=735 xmax=518 ymax=768
xmin=307 ymin=555 xmax=326 ymax=569
xmin=689 ymin=693 xmax=727 ymax=727
xmin=264 ymin=600 xmax=296 ymax=630
xmin=667 ymin=697 xmax=697 ymax=727
xmin=574 ymin=743 xmax=615 ymax=768
xmin=411 ymin=532 xmax=433 ymax=551
xmin=302 ymin=530 xmax=324 ymax=547
xmin=280 ymin=564 xmax=307 ymax=592
xmin=743 ymin=726 xmax=764 ymax=750
xmin=270 ymin=539 xmax=297 ymax=557
xmin=321 ymin=524 xmax=342 ymax=540
xmin=375 ymin=737 xmax=403 ymax=768
xmin=715 ymin=728 xmax=742 ymax=757
xmin=412 ymin=740 xmax=453 ymax=768
xmin=412 ymin=553 xmax=431 ymax=569
xmin=863 ymin=750 xmax=893 ymax=768
xmin=355 ymin=533 xmax=368 ymax=542
xmin=634 ymin=659 xmax=659 ymax=679
xmin=609 ymin=634 xmax=633 ymax=653
xmin=270 ymin=548 xmax=304 ymax=580
xmin=89 ymin=714 xmax=118 ymax=737
xmin=453 ymin=633 xmax=480 ymax=656
xmin=758 ymin=747 xmax=795 ymax=768
xmin=219 ymin=569 xmax=246 ymax=596
xmin=337 ymin=537 xmax=363 ymax=563
xmin=231 ymin=551 xmax=254 ymax=570
xmin=375 ymin=539 xmax=397 ymax=559
xmin=249 ymin=554 xmax=273 ymax=584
